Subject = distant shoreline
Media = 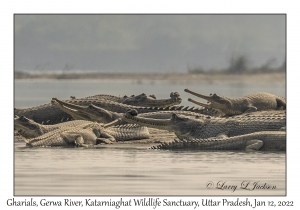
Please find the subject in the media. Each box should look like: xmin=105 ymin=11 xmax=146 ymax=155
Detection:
xmin=14 ymin=72 xmax=286 ymax=83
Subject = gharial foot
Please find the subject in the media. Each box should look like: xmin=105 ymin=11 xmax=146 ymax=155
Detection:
xmin=74 ymin=135 xmax=91 ymax=147
xmin=96 ymin=138 xmax=113 ymax=144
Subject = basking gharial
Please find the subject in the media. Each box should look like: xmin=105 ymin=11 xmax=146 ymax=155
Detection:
xmin=81 ymin=92 xmax=182 ymax=107
xmin=184 ymin=89 xmax=286 ymax=116
xmin=15 ymin=115 xmax=150 ymax=143
xmin=151 ymin=131 xmax=286 ymax=151
xmin=25 ymin=123 xmax=106 ymax=147
xmin=123 ymin=109 xmax=286 ymax=140
xmin=14 ymin=115 xmax=100 ymax=139
xmin=14 ymin=92 xmax=182 ymax=125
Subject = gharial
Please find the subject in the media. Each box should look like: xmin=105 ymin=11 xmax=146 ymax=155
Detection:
xmin=24 ymin=123 xmax=107 ymax=147
xmin=14 ymin=115 xmax=103 ymax=139
xmin=122 ymin=109 xmax=286 ymax=140
xmin=15 ymin=115 xmax=151 ymax=145
xmin=79 ymin=92 xmax=182 ymax=107
xmin=184 ymin=89 xmax=286 ymax=116
xmin=14 ymin=92 xmax=182 ymax=125
xmin=151 ymin=131 xmax=286 ymax=151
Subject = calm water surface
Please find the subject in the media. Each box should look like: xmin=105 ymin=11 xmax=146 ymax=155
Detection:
xmin=14 ymin=79 xmax=286 ymax=196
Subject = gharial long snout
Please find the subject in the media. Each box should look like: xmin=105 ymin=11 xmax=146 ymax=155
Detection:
xmin=51 ymin=98 xmax=88 ymax=111
xmin=187 ymin=98 xmax=211 ymax=108
xmin=184 ymin=89 xmax=214 ymax=101
xmin=51 ymin=98 xmax=115 ymax=123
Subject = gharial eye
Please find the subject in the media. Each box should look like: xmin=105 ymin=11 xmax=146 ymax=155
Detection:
xmin=171 ymin=113 xmax=177 ymax=120
xmin=149 ymin=94 xmax=156 ymax=99
xmin=127 ymin=109 xmax=138 ymax=116
xmin=170 ymin=92 xmax=179 ymax=97
xmin=140 ymin=93 xmax=147 ymax=98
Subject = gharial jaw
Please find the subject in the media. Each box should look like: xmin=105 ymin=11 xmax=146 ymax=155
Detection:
xmin=14 ymin=115 xmax=44 ymax=138
xmin=184 ymin=89 xmax=223 ymax=102
xmin=51 ymin=98 xmax=91 ymax=121
xmin=185 ymin=89 xmax=242 ymax=115
xmin=51 ymin=98 xmax=118 ymax=123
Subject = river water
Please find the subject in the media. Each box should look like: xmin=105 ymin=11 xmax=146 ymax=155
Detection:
xmin=14 ymin=79 xmax=286 ymax=196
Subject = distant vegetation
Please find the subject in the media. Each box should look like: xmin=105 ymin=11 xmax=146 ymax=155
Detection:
xmin=188 ymin=55 xmax=286 ymax=74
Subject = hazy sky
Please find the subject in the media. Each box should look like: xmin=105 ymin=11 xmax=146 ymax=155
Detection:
xmin=14 ymin=14 xmax=285 ymax=73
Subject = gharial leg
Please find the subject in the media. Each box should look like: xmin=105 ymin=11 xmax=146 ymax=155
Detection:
xmin=62 ymin=132 xmax=90 ymax=147
xmin=96 ymin=132 xmax=116 ymax=144
xmin=245 ymin=140 xmax=263 ymax=151
xmin=75 ymin=135 xmax=91 ymax=147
